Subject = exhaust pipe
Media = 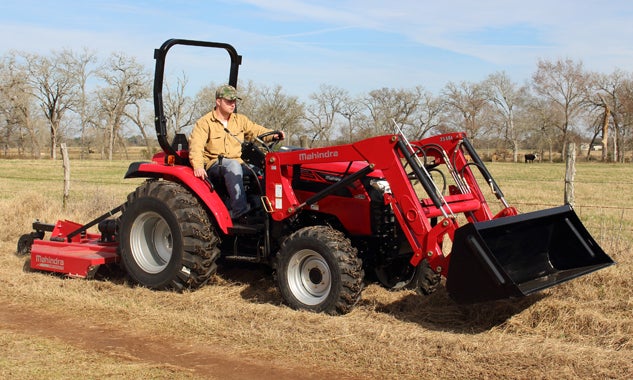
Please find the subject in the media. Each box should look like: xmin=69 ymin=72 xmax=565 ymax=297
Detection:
xmin=446 ymin=205 xmax=614 ymax=303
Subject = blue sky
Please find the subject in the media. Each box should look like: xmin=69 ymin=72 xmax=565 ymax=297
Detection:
xmin=1 ymin=0 xmax=632 ymax=100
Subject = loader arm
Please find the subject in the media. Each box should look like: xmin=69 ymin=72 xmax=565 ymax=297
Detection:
xmin=265 ymin=133 xmax=493 ymax=277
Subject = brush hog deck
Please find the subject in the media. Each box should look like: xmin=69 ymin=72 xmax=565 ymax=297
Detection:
xmin=446 ymin=205 xmax=614 ymax=303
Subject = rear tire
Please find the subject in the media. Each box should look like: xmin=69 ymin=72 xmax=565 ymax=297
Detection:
xmin=276 ymin=226 xmax=364 ymax=315
xmin=119 ymin=180 xmax=220 ymax=291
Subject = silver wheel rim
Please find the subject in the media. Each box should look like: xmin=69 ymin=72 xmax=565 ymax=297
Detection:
xmin=287 ymin=249 xmax=331 ymax=305
xmin=129 ymin=211 xmax=173 ymax=274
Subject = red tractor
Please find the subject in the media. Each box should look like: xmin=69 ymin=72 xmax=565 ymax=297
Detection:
xmin=17 ymin=39 xmax=613 ymax=314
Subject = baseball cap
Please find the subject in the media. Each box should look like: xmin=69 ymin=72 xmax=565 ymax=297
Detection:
xmin=215 ymin=84 xmax=242 ymax=100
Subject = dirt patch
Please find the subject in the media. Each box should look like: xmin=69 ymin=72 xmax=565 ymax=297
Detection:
xmin=0 ymin=303 xmax=354 ymax=380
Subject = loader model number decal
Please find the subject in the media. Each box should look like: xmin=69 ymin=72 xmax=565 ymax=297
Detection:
xmin=299 ymin=150 xmax=339 ymax=161
xmin=35 ymin=255 xmax=65 ymax=270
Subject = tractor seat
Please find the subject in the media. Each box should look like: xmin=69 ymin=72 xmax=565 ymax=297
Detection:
xmin=171 ymin=133 xmax=189 ymax=152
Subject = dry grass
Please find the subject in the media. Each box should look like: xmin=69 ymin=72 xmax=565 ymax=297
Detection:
xmin=0 ymin=328 xmax=196 ymax=379
xmin=0 ymin=159 xmax=631 ymax=379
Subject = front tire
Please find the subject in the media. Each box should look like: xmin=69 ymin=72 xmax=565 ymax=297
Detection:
xmin=374 ymin=257 xmax=417 ymax=290
xmin=409 ymin=259 xmax=441 ymax=295
xmin=374 ymin=258 xmax=441 ymax=295
xmin=276 ymin=226 xmax=364 ymax=315
xmin=119 ymin=180 xmax=220 ymax=291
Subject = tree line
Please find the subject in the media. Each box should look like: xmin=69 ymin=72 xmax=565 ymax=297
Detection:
xmin=1 ymin=48 xmax=632 ymax=163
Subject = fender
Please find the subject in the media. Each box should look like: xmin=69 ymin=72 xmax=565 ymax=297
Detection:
xmin=125 ymin=161 xmax=232 ymax=234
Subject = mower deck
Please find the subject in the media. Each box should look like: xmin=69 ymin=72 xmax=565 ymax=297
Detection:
xmin=30 ymin=238 xmax=119 ymax=279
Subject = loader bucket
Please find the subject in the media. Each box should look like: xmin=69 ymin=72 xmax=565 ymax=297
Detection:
xmin=446 ymin=205 xmax=614 ymax=303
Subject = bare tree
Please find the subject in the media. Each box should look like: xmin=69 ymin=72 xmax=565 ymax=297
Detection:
xmin=443 ymin=81 xmax=490 ymax=143
xmin=531 ymin=58 xmax=590 ymax=155
xmin=246 ymin=84 xmax=304 ymax=145
xmin=163 ymin=72 xmax=197 ymax=136
xmin=0 ymin=56 xmax=20 ymax=156
xmin=23 ymin=50 xmax=78 ymax=159
xmin=590 ymin=69 xmax=633 ymax=162
xmin=62 ymin=48 xmax=97 ymax=159
xmin=339 ymin=97 xmax=363 ymax=143
xmin=362 ymin=87 xmax=423 ymax=137
xmin=304 ymin=84 xmax=348 ymax=146
xmin=411 ymin=89 xmax=444 ymax=140
xmin=0 ymin=52 xmax=42 ymax=158
xmin=484 ymin=71 xmax=529 ymax=162
xmin=584 ymin=88 xmax=612 ymax=162
xmin=525 ymin=97 xmax=562 ymax=162
xmin=96 ymin=52 xmax=150 ymax=160
xmin=617 ymin=74 xmax=633 ymax=162
xmin=124 ymin=101 xmax=154 ymax=157
xmin=233 ymin=80 xmax=258 ymax=117
xmin=191 ymin=81 xmax=218 ymax=123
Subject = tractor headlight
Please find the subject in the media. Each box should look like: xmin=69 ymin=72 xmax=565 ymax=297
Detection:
xmin=370 ymin=179 xmax=391 ymax=194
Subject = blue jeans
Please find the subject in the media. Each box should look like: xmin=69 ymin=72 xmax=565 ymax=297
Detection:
xmin=208 ymin=158 xmax=250 ymax=218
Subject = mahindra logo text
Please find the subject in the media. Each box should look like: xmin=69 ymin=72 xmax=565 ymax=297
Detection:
xmin=35 ymin=255 xmax=65 ymax=269
xmin=298 ymin=150 xmax=339 ymax=161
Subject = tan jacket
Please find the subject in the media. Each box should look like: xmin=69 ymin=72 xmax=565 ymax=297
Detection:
xmin=189 ymin=110 xmax=272 ymax=170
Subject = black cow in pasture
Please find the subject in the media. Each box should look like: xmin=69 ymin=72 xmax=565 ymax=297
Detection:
xmin=524 ymin=153 xmax=537 ymax=163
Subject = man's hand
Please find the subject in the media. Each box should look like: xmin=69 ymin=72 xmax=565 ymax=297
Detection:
xmin=274 ymin=130 xmax=285 ymax=141
xmin=193 ymin=167 xmax=208 ymax=179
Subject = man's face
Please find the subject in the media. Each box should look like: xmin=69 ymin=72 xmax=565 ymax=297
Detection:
xmin=216 ymin=97 xmax=236 ymax=114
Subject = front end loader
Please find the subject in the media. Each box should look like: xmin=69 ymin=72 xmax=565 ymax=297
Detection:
xmin=16 ymin=39 xmax=614 ymax=314
xmin=260 ymin=131 xmax=614 ymax=305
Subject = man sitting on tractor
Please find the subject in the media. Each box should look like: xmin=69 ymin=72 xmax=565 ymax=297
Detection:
xmin=189 ymin=84 xmax=284 ymax=222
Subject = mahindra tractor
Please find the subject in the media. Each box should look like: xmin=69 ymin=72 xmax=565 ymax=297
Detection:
xmin=17 ymin=39 xmax=614 ymax=314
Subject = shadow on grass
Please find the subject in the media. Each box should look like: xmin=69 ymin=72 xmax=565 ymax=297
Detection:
xmin=24 ymin=254 xmax=544 ymax=332
xmin=218 ymin=260 xmax=545 ymax=333
xmin=216 ymin=260 xmax=281 ymax=305
xmin=368 ymin=287 xmax=545 ymax=333
xmin=215 ymin=259 xmax=546 ymax=332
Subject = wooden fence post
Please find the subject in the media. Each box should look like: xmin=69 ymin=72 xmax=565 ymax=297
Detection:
xmin=564 ymin=143 xmax=576 ymax=206
xmin=61 ymin=143 xmax=70 ymax=209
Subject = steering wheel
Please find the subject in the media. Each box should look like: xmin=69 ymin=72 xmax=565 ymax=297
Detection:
xmin=241 ymin=130 xmax=283 ymax=168
xmin=254 ymin=130 xmax=283 ymax=152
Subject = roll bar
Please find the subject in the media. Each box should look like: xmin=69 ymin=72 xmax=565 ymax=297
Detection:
xmin=153 ymin=39 xmax=242 ymax=164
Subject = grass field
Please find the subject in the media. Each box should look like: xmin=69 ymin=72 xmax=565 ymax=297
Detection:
xmin=0 ymin=158 xmax=631 ymax=379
